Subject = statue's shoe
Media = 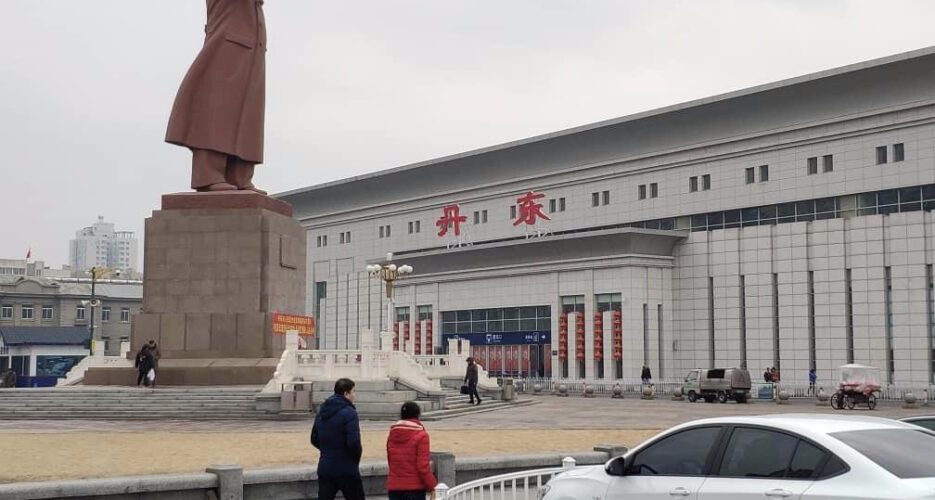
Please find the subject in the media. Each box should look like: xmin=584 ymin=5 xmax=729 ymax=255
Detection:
xmin=240 ymin=185 xmax=268 ymax=195
xmin=198 ymin=182 xmax=238 ymax=192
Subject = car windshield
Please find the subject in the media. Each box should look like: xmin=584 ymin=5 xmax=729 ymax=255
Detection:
xmin=831 ymin=429 xmax=935 ymax=478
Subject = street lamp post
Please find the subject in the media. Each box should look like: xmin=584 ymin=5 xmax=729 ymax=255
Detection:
xmin=82 ymin=266 xmax=120 ymax=355
xmin=366 ymin=253 xmax=413 ymax=349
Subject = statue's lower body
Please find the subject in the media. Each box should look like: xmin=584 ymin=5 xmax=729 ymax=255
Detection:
xmin=191 ymin=148 xmax=266 ymax=195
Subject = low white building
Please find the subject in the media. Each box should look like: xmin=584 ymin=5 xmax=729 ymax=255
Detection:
xmin=0 ymin=326 xmax=89 ymax=386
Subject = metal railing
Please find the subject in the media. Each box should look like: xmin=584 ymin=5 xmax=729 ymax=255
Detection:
xmin=437 ymin=457 xmax=576 ymax=500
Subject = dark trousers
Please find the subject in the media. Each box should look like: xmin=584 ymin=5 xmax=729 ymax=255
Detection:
xmin=468 ymin=382 xmax=481 ymax=404
xmin=388 ymin=490 xmax=426 ymax=500
xmin=136 ymin=370 xmax=147 ymax=386
xmin=318 ymin=473 xmax=366 ymax=500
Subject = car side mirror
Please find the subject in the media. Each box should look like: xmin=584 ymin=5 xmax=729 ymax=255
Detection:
xmin=605 ymin=455 xmax=631 ymax=476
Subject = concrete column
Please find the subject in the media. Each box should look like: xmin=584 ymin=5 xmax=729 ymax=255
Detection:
xmin=431 ymin=451 xmax=456 ymax=487
xmin=206 ymin=464 xmax=243 ymax=500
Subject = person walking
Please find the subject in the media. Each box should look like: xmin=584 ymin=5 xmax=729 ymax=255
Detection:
xmin=386 ymin=401 xmax=438 ymax=500
xmin=464 ymin=357 xmax=481 ymax=405
xmin=147 ymin=340 xmax=161 ymax=371
xmin=311 ymin=378 xmax=365 ymax=500
xmin=640 ymin=365 xmax=652 ymax=387
xmin=134 ymin=345 xmax=154 ymax=388
xmin=808 ymin=368 xmax=817 ymax=396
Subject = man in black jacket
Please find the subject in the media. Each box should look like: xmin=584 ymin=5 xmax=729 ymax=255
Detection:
xmin=464 ymin=357 xmax=481 ymax=405
xmin=311 ymin=378 xmax=365 ymax=500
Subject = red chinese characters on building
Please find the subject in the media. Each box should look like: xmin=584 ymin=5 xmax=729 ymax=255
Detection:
xmin=512 ymin=191 xmax=551 ymax=226
xmin=436 ymin=204 xmax=467 ymax=237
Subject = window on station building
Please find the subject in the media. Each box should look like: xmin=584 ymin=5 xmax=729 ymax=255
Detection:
xmin=689 ymin=176 xmax=698 ymax=193
xmin=876 ymin=145 xmax=888 ymax=164
xmin=101 ymin=307 xmax=111 ymax=322
xmin=41 ymin=306 xmax=53 ymax=320
xmin=745 ymin=167 xmax=755 ymax=184
xmin=602 ymin=190 xmax=610 ymax=205
xmin=0 ymin=305 xmax=11 ymax=320
xmin=759 ymin=165 xmax=769 ymax=182
xmin=395 ymin=306 xmax=410 ymax=322
xmin=440 ymin=306 xmax=550 ymax=335
xmin=702 ymin=174 xmax=711 ymax=190
xmin=21 ymin=305 xmax=33 ymax=320
xmin=650 ymin=183 xmax=658 ymax=198
xmin=417 ymin=305 xmax=432 ymax=321
xmin=823 ymin=154 xmax=834 ymax=172
xmin=591 ymin=192 xmax=600 ymax=207
xmin=894 ymin=143 xmax=905 ymax=162
xmin=120 ymin=308 xmax=130 ymax=323
xmin=807 ymin=157 xmax=818 ymax=175
xmin=76 ymin=306 xmax=86 ymax=320
xmin=510 ymin=205 xmax=517 ymax=219
xmin=638 ymin=184 xmax=647 ymax=200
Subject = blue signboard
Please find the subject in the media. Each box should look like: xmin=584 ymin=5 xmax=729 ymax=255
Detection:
xmin=442 ymin=331 xmax=551 ymax=346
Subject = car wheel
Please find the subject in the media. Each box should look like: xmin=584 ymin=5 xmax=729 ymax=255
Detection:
xmin=868 ymin=394 xmax=877 ymax=410
xmin=687 ymin=391 xmax=697 ymax=403
xmin=717 ymin=391 xmax=728 ymax=404
xmin=845 ymin=395 xmax=856 ymax=410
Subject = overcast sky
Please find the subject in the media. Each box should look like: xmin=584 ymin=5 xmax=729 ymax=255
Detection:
xmin=3 ymin=1 xmax=935 ymax=269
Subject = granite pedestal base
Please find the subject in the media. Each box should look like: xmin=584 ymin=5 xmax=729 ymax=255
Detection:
xmin=93 ymin=192 xmax=307 ymax=386
xmin=84 ymin=358 xmax=278 ymax=386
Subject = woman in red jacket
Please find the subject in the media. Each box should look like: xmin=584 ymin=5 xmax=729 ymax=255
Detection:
xmin=386 ymin=401 xmax=438 ymax=500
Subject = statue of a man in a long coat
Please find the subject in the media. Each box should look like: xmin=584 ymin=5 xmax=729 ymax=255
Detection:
xmin=166 ymin=0 xmax=266 ymax=194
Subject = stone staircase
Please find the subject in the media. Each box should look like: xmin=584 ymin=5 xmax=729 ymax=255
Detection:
xmin=420 ymin=391 xmax=537 ymax=421
xmin=0 ymin=386 xmax=274 ymax=420
xmin=0 ymin=384 xmax=537 ymax=421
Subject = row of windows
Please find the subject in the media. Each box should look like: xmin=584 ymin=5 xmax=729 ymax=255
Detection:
xmin=744 ymin=165 xmax=769 ymax=184
xmin=638 ymin=183 xmax=659 ymax=200
xmin=314 ymin=144 xmax=915 ymax=247
xmin=689 ymin=174 xmax=712 ymax=192
xmin=876 ymin=143 xmax=905 ymax=165
xmin=619 ymin=183 xmax=935 ymax=233
xmin=338 ymin=231 xmax=351 ymax=244
xmin=807 ymin=155 xmax=834 ymax=175
xmin=591 ymin=191 xmax=611 ymax=206
xmin=0 ymin=304 xmax=131 ymax=322
xmin=441 ymin=306 xmax=551 ymax=334
xmin=394 ymin=305 xmax=433 ymax=321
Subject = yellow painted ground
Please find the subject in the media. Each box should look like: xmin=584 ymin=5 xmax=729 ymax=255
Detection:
xmin=0 ymin=429 xmax=659 ymax=483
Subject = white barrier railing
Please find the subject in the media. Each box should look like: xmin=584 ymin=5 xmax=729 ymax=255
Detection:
xmin=437 ymin=457 xmax=576 ymax=500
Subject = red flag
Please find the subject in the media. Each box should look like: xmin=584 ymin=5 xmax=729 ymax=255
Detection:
xmin=25 ymin=247 xmax=31 ymax=260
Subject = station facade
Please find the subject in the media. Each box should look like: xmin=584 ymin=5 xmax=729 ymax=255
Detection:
xmin=280 ymin=47 xmax=935 ymax=387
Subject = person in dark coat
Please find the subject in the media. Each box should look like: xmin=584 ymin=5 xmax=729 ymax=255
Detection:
xmin=135 ymin=346 xmax=154 ymax=388
xmin=311 ymin=378 xmax=364 ymax=500
xmin=641 ymin=365 xmax=652 ymax=386
xmin=386 ymin=402 xmax=438 ymax=500
xmin=464 ymin=357 xmax=481 ymax=405
xmin=147 ymin=340 xmax=161 ymax=371
xmin=166 ymin=0 xmax=267 ymax=193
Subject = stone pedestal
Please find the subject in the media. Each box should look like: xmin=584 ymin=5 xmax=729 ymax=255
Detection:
xmin=87 ymin=191 xmax=306 ymax=385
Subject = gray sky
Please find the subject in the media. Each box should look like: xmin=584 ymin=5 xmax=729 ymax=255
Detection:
xmin=3 ymin=0 xmax=935 ymax=269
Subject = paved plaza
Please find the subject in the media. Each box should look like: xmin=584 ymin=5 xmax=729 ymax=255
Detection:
xmin=0 ymin=395 xmax=929 ymax=433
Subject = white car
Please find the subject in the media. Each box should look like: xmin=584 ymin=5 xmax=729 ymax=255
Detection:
xmin=540 ymin=414 xmax=935 ymax=499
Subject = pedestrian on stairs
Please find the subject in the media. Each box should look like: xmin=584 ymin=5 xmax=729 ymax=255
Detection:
xmin=135 ymin=345 xmax=154 ymax=388
xmin=464 ymin=357 xmax=481 ymax=405
xmin=311 ymin=378 xmax=365 ymax=500
xmin=386 ymin=401 xmax=438 ymax=500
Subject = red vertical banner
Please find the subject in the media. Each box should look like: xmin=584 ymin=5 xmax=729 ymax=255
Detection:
xmin=593 ymin=312 xmax=604 ymax=360
xmin=426 ymin=320 xmax=433 ymax=354
xmin=414 ymin=322 xmax=422 ymax=355
xmin=575 ymin=313 xmax=585 ymax=361
xmin=491 ymin=346 xmax=502 ymax=374
xmin=403 ymin=320 xmax=410 ymax=350
xmin=558 ymin=313 xmax=568 ymax=361
xmin=393 ymin=321 xmax=399 ymax=351
xmin=613 ymin=310 xmax=623 ymax=361
xmin=543 ymin=345 xmax=552 ymax=377
xmin=511 ymin=345 xmax=520 ymax=375
xmin=520 ymin=345 xmax=530 ymax=377
xmin=473 ymin=345 xmax=485 ymax=369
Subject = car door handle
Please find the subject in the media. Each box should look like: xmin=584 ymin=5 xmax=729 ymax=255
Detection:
xmin=669 ymin=487 xmax=691 ymax=497
xmin=764 ymin=489 xmax=792 ymax=498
